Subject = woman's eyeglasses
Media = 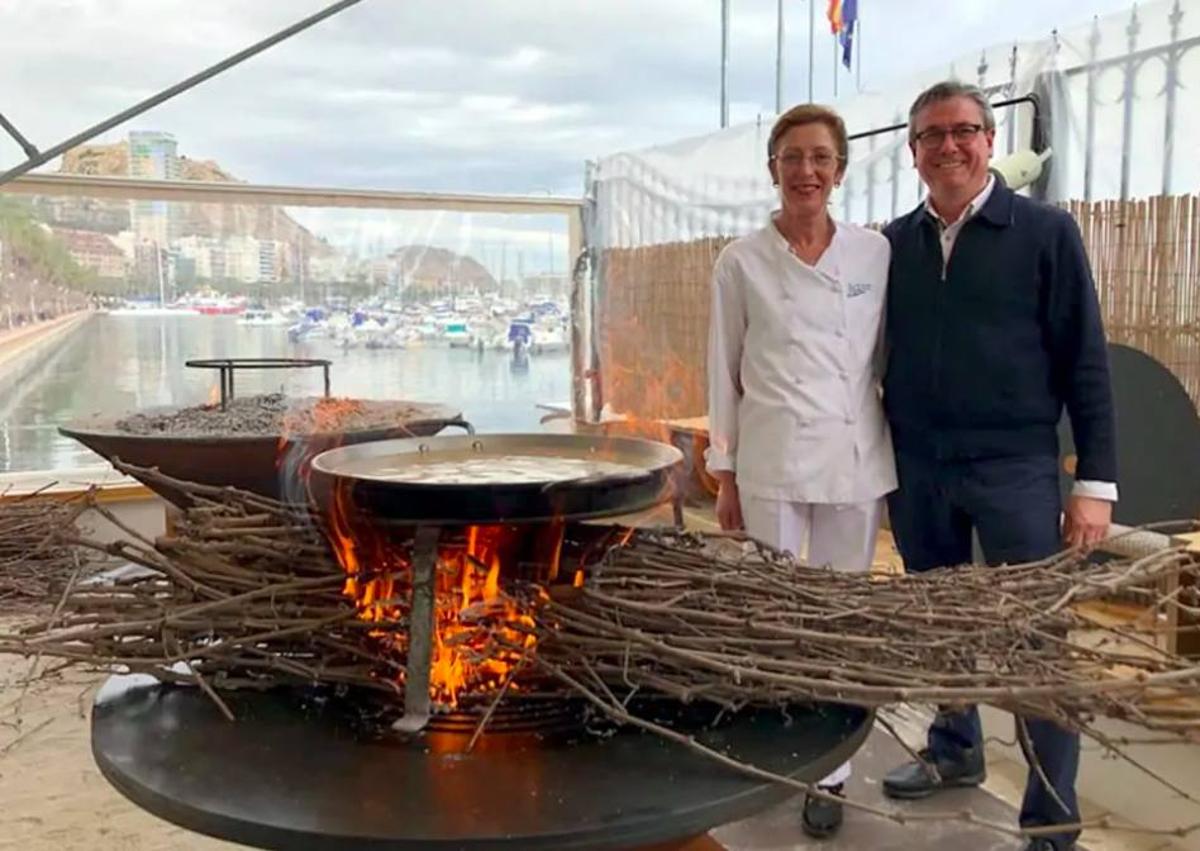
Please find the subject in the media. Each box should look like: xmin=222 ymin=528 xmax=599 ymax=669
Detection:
xmin=770 ymin=150 xmax=843 ymax=171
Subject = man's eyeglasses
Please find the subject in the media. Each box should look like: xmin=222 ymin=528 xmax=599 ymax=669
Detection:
xmin=770 ymin=150 xmax=843 ymax=171
xmin=913 ymin=123 xmax=985 ymax=149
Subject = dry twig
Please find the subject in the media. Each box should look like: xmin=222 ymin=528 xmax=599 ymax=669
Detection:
xmin=0 ymin=464 xmax=1197 ymax=841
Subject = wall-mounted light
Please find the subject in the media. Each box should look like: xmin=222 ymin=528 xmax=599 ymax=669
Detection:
xmin=989 ymin=148 xmax=1052 ymax=192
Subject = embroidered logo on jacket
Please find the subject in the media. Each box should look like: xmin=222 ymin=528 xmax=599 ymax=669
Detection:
xmin=846 ymin=282 xmax=873 ymax=298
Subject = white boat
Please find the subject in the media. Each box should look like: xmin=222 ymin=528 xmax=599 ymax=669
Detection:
xmin=442 ymin=320 xmax=472 ymax=348
xmin=107 ymin=300 xmax=199 ymax=317
xmin=238 ymin=309 xmax=289 ymax=326
xmin=180 ymin=292 xmax=247 ymax=316
xmin=531 ymin=321 xmax=568 ymax=354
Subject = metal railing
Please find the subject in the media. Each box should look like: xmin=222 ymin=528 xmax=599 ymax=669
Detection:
xmin=1066 ymin=2 xmax=1200 ymax=199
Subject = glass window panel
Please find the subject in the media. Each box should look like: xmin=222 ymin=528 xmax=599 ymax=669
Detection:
xmin=0 ymin=189 xmax=572 ymax=473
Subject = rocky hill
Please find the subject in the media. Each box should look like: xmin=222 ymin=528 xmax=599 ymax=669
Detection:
xmin=388 ymin=245 xmax=498 ymax=291
xmin=55 ymin=141 xmax=331 ymax=256
xmin=50 ymin=141 xmax=497 ymax=292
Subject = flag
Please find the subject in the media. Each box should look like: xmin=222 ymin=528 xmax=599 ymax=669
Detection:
xmin=839 ymin=0 xmax=858 ymax=69
xmin=826 ymin=0 xmax=843 ymax=34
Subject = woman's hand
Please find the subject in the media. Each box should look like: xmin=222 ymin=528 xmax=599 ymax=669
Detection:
xmin=714 ymin=473 xmax=744 ymax=532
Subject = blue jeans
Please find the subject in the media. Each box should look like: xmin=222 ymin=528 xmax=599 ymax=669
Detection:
xmin=887 ymin=452 xmax=1081 ymax=847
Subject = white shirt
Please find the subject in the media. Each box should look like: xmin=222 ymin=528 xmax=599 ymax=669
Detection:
xmin=925 ymin=175 xmax=997 ymax=273
xmin=925 ymin=177 xmax=1117 ymax=502
xmin=705 ymin=220 xmax=896 ymax=503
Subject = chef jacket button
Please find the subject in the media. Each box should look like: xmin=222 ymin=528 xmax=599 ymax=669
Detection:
xmin=839 ymin=371 xmax=848 ymax=381
xmin=834 ymin=329 xmax=845 ymax=338
xmin=844 ymin=416 xmax=855 ymax=425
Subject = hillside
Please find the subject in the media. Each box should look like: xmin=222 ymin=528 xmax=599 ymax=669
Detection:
xmin=54 ymin=141 xmax=331 ymax=257
xmin=388 ymin=244 xmax=498 ymax=291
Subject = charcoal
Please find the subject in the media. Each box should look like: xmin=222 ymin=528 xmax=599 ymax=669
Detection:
xmin=115 ymin=392 xmax=435 ymax=436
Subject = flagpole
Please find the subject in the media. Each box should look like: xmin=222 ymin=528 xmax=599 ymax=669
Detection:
xmin=833 ymin=33 xmax=839 ymax=98
xmin=775 ymin=0 xmax=784 ymax=112
xmin=856 ymin=12 xmax=862 ymax=91
xmin=720 ymin=0 xmax=730 ymax=127
xmin=807 ymin=0 xmax=815 ymax=102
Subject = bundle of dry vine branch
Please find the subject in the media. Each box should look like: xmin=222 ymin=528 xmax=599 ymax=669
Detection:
xmin=536 ymin=529 xmax=1200 ymax=740
xmin=0 ymin=489 xmax=94 ymax=602
xmin=2 ymin=463 xmax=1199 ymax=839
xmin=2 ymin=464 xmax=1198 ymax=732
xmin=0 ymin=473 xmax=402 ymax=718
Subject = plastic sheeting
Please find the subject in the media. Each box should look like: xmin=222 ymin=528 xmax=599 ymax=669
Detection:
xmin=589 ymin=0 xmax=1200 ymax=249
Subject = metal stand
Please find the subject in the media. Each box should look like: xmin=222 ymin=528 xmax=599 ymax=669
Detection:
xmin=184 ymin=357 xmax=332 ymax=410
xmin=393 ymin=525 xmax=439 ymax=733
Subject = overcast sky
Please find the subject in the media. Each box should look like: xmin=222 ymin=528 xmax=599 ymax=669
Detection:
xmin=0 ymin=0 xmax=1139 ymax=192
xmin=0 ymin=0 xmax=1140 ymax=270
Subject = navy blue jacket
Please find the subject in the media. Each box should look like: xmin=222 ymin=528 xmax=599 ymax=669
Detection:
xmin=882 ymin=183 xmax=1118 ymax=483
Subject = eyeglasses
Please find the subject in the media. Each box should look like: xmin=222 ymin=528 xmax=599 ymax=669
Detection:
xmin=770 ymin=150 xmax=842 ymax=171
xmin=913 ymin=123 xmax=985 ymax=149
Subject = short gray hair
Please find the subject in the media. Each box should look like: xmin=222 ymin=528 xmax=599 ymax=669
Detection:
xmin=907 ymin=81 xmax=995 ymax=144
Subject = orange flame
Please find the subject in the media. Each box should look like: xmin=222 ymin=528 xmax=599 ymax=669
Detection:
xmin=321 ymin=483 xmax=552 ymax=709
xmin=598 ymin=344 xmax=718 ymax=501
xmin=427 ymin=527 xmax=540 ymax=706
xmin=319 ymin=484 xmax=631 ymax=710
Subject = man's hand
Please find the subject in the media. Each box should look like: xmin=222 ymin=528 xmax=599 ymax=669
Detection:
xmin=714 ymin=473 xmax=744 ymax=532
xmin=1063 ymin=494 xmax=1112 ymax=548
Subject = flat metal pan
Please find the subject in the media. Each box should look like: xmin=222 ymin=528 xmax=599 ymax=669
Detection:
xmin=308 ymin=433 xmax=684 ymax=524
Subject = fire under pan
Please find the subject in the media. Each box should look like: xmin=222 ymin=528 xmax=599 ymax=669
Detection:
xmin=92 ymin=675 xmax=871 ymax=851
xmin=306 ymin=433 xmax=686 ymax=733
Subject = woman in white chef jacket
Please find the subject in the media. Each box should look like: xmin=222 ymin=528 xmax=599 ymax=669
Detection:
xmin=705 ymin=103 xmax=895 ymax=839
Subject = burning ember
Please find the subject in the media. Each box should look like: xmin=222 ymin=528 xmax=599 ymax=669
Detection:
xmin=347 ymin=522 xmax=545 ymax=707
xmin=305 ymin=432 xmax=681 ymax=716
xmin=427 ymin=526 xmax=540 ymax=704
xmin=325 ymin=500 xmax=626 ymax=709
xmin=282 ymin=396 xmax=365 ymax=435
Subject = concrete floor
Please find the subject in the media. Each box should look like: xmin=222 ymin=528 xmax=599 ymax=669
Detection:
xmin=712 ymin=724 xmax=1029 ymax=851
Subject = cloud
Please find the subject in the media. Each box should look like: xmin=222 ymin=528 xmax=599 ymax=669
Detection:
xmin=493 ymin=47 xmax=547 ymax=71
xmin=0 ymin=0 xmax=1139 ymax=230
xmin=0 ymin=0 xmax=727 ymax=192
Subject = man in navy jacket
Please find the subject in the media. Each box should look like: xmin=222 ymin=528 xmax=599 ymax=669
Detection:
xmin=880 ymin=81 xmax=1117 ymax=851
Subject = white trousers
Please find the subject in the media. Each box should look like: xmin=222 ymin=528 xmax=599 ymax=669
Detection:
xmin=741 ymin=496 xmax=884 ymax=788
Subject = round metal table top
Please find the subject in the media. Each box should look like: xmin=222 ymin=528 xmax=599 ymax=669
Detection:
xmin=91 ymin=675 xmax=870 ymax=851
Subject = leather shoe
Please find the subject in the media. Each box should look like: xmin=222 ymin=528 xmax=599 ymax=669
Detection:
xmin=1022 ymin=839 xmax=1075 ymax=851
xmin=882 ymin=747 xmax=985 ymax=799
xmin=801 ymin=783 xmax=844 ymax=839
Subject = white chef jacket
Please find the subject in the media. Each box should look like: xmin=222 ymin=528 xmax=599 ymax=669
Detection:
xmin=705 ymin=220 xmax=897 ymax=503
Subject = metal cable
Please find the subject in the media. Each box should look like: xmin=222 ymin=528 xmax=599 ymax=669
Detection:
xmin=0 ymin=0 xmax=366 ymax=187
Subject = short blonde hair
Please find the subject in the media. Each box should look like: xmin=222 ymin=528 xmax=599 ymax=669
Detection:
xmin=768 ymin=104 xmax=849 ymax=163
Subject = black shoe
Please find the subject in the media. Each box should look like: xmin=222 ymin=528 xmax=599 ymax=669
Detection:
xmin=801 ymin=783 xmax=844 ymax=839
xmin=1022 ymin=839 xmax=1075 ymax=851
xmin=881 ymin=747 xmax=986 ymax=799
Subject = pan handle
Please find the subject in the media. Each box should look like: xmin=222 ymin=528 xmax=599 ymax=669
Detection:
xmin=405 ymin=417 xmax=476 ymax=437
xmin=440 ymin=417 xmax=476 ymax=436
